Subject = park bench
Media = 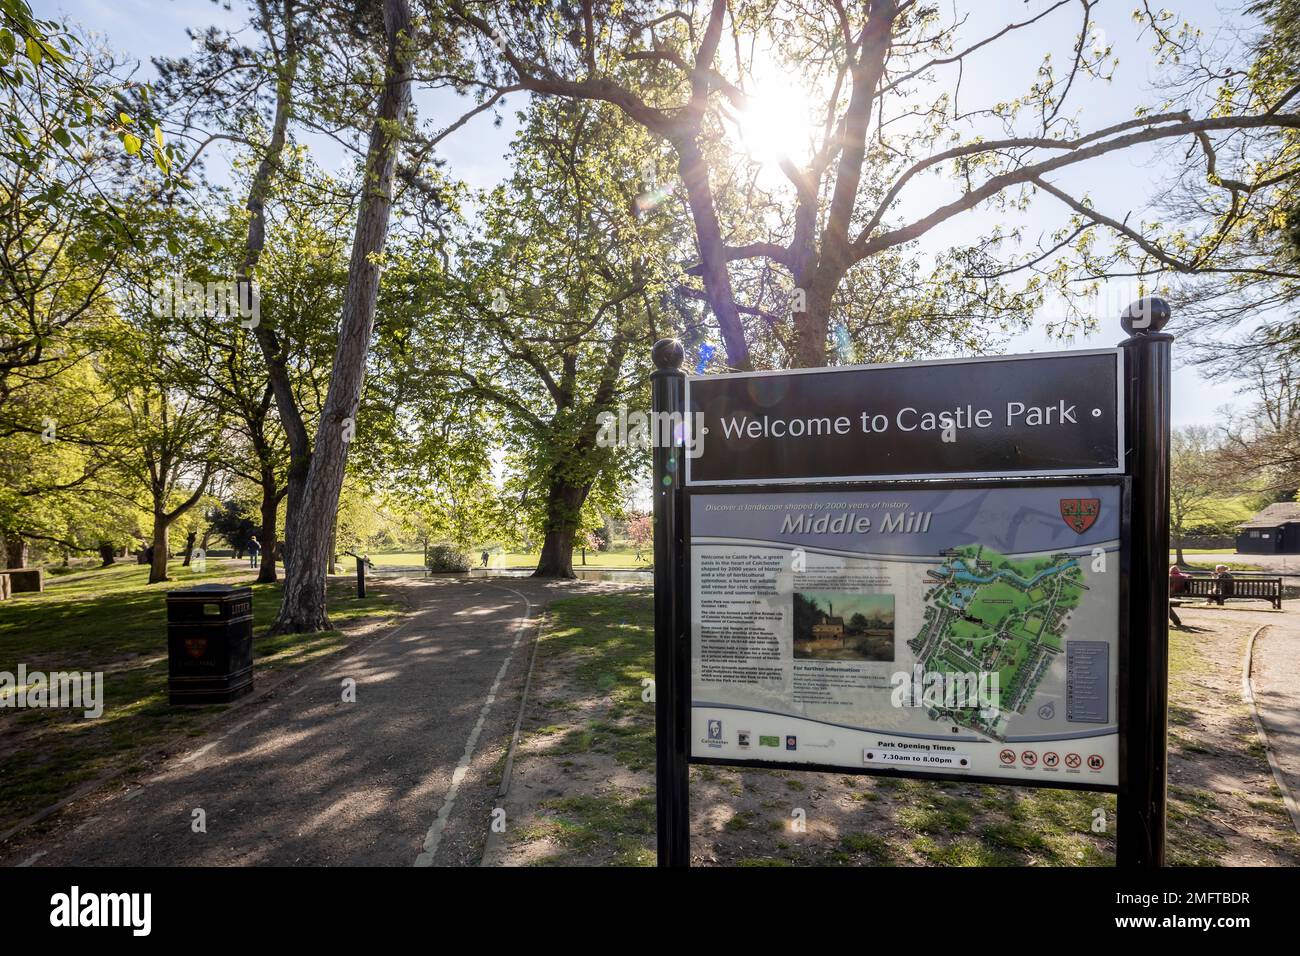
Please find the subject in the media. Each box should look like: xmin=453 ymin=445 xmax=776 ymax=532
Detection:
xmin=1173 ymin=574 xmax=1282 ymax=609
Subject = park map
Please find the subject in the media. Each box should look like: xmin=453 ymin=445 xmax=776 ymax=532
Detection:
xmin=907 ymin=545 xmax=1087 ymax=741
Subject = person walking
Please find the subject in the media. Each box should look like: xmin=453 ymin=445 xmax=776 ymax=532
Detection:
xmin=1168 ymin=565 xmax=1187 ymax=627
xmin=248 ymin=535 xmax=262 ymax=569
xmin=481 ymin=549 xmax=489 ymax=568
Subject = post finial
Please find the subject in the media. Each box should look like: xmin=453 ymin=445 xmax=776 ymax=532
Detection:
xmin=652 ymin=338 xmax=685 ymax=371
xmin=1120 ymin=297 xmax=1171 ymax=336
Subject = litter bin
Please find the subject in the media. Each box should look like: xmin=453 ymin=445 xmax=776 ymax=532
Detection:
xmin=166 ymin=584 xmax=254 ymax=704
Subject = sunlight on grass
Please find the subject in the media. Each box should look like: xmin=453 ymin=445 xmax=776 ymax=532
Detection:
xmin=0 ymin=560 xmax=402 ymax=834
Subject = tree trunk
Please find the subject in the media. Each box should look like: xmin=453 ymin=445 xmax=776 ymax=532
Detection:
xmin=5 ymin=534 xmax=26 ymax=569
xmin=790 ymin=276 xmax=836 ymax=368
xmin=533 ymin=481 xmax=588 ymax=579
xmin=149 ymin=516 xmax=170 ymax=584
xmin=257 ymin=469 xmax=279 ymax=584
xmin=270 ymin=0 xmax=413 ymax=634
xmin=98 ymin=543 xmax=116 ymax=567
xmin=242 ymin=26 xmax=310 ymax=575
xmin=181 ymin=530 xmax=198 ymax=567
xmin=535 ymin=526 xmax=577 ymax=579
xmin=676 ymin=136 xmax=750 ymax=371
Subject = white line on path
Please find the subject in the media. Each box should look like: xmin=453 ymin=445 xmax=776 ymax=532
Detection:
xmin=414 ymin=584 xmax=533 ymax=867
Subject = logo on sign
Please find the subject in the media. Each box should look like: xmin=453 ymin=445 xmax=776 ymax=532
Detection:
xmin=184 ymin=638 xmax=207 ymax=659
xmin=707 ymin=719 xmax=723 ymax=742
xmin=1060 ymin=498 xmax=1101 ymax=533
xmin=785 ymin=735 xmax=797 ymax=751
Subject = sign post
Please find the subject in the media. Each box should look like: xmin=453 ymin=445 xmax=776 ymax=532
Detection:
xmin=651 ymin=339 xmax=690 ymax=866
xmin=651 ymin=298 xmax=1172 ymax=868
xmin=1117 ymin=297 xmax=1174 ymax=867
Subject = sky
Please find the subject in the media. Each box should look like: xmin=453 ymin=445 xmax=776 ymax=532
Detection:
xmin=42 ymin=0 xmax=1270 ymax=429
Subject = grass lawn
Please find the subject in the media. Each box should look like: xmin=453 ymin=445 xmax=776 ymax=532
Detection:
xmin=369 ymin=548 xmax=653 ymax=570
xmin=0 ymin=559 xmax=402 ymax=836
xmin=500 ymin=590 xmax=1292 ymax=867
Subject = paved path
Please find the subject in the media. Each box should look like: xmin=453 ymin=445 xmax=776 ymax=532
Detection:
xmin=4 ymin=576 xmax=600 ymax=867
xmin=1248 ymin=613 xmax=1300 ymax=832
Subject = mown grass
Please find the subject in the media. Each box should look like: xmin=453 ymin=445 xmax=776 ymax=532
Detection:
xmin=518 ymin=590 xmax=1245 ymax=867
xmin=0 ymin=560 xmax=401 ymax=835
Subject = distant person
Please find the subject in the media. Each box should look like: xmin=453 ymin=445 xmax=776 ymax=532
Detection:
xmin=1167 ymin=565 xmax=1188 ymax=627
xmin=1168 ymin=564 xmax=1188 ymax=596
xmin=248 ymin=535 xmax=261 ymax=569
xmin=481 ymin=550 xmax=490 ymax=568
xmin=1210 ymin=564 xmax=1234 ymax=605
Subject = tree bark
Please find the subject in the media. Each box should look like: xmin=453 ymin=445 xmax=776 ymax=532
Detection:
xmin=257 ymin=467 xmax=279 ymax=584
xmin=4 ymin=534 xmax=26 ymax=569
xmin=149 ymin=515 xmax=170 ymax=584
xmin=242 ymin=11 xmax=311 ymax=573
xmin=676 ymin=137 xmax=750 ymax=371
xmin=181 ymin=530 xmax=198 ymax=567
xmin=98 ymin=543 xmax=116 ymax=567
xmin=532 ymin=480 xmax=588 ymax=579
xmin=790 ymin=272 xmax=838 ymax=368
xmin=270 ymin=0 xmax=413 ymax=633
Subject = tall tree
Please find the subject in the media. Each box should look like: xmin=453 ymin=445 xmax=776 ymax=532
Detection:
xmin=1169 ymin=426 xmax=1228 ymax=564
xmin=386 ymin=98 xmax=678 ymax=576
xmin=270 ymin=0 xmax=414 ymax=630
xmin=450 ymin=0 xmax=1300 ymax=370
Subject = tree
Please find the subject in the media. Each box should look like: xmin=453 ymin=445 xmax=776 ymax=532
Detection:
xmin=391 ymin=97 xmax=676 ymax=577
xmin=1169 ymin=426 xmax=1229 ymax=564
xmin=98 ymin=216 xmax=225 ymax=584
xmin=154 ymin=0 xmax=496 ymax=628
xmin=209 ymin=496 xmax=259 ymax=555
xmin=626 ymin=512 xmax=652 ymax=560
xmin=1219 ymin=356 xmax=1300 ymax=498
xmin=451 ymin=0 xmax=1300 ymax=370
xmin=270 ymin=0 xmax=415 ymax=631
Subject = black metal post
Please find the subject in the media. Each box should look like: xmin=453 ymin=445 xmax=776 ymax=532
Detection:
xmin=1117 ymin=297 xmax=1173 ymax=867
xmin=356 ymin=555 xmax=366 ymax=599
xmin=651 ymin=338 xmax=690 ymax=867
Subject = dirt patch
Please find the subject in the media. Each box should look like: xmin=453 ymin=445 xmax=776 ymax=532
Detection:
xmin=490 ymin=593 xmax=1300 ymax=866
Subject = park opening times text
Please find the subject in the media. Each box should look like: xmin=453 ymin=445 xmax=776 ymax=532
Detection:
xmin=718 ymin=399 xmax=1088 ymax=440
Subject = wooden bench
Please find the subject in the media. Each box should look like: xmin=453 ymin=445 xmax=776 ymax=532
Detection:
xmin=1173 ymin=575 xmax=1282 ymax=609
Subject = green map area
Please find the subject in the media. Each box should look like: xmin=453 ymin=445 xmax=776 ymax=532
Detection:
xmin=907 ymin=545 xmax=1086 ymax=740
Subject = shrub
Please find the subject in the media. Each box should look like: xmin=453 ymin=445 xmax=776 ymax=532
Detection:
xmin=426 ymin=543 xmax=470 ymax=572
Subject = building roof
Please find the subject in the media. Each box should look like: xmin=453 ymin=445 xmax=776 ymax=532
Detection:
xmin=1239 ymin=502 xmax=1300 ymax=529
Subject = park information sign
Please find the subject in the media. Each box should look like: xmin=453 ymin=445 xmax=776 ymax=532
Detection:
xmin=687 ymin=483 xmax=1121 ymax=788
xmin=685 ymin=349 xmax=1123 ymax=485
xmin=654 ymin=307 xmax=1173 ymax=866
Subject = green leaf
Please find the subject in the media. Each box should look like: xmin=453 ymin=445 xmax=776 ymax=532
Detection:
xmin=122 ymin=132 xmax=142 ymax=155
xmin=152 ymin=123 xmax=164 ymax=149
xmin=118 ymin=111 xmax=132 ymax=125
xmin=52 ymin=126 xmax=70 ymax=148
xmin=24 ymin=35 xmax=41 ymax=65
